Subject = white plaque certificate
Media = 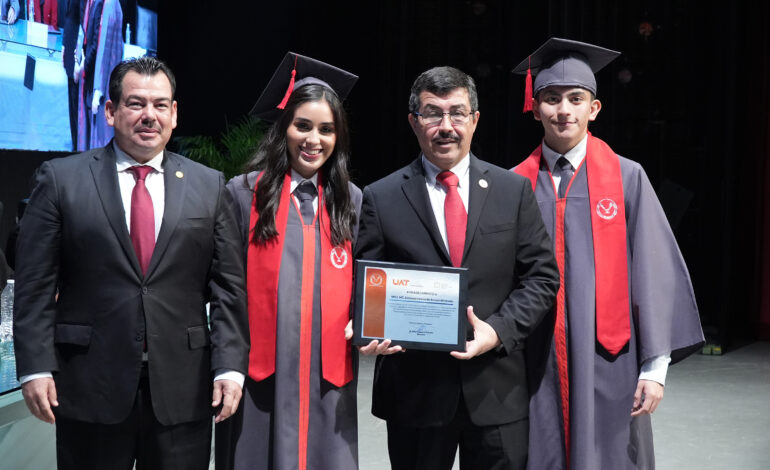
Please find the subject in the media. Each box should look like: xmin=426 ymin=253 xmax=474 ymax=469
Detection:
xmin=353 ymin=260 xmax=468 ymax=352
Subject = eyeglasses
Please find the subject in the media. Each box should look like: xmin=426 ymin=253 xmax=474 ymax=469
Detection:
xmin=413 ymin=110 xmax=473 ymax=126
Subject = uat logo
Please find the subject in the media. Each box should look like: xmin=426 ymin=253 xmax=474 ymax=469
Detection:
xmin=368 ymin=273 xmax=383 ymax=286
xmin=596 ymin=198 xmax=618 ymax=220
xmin=330 ymin=246 xmax=348 ymax=269
xmin=392 ymin=279 xmax=410 ymax=286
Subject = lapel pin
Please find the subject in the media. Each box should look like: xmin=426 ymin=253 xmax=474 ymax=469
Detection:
xmin=478 ymin=178 xmax=488 ymax=189
xmin=175 ymin=171 xmax=184 ymax=179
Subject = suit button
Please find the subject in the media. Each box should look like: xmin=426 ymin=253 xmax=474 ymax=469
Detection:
xmin=135 ymin=333 xmax=144 ymax=342
xmin=142 ymin=287 xmax=148 ymax=295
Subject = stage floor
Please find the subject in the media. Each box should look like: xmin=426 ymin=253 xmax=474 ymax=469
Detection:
xmin=351 ymin=341 xmax=770 ymax=470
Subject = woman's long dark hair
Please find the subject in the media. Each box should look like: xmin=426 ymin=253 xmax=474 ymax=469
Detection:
xmin=245 ymin=84 xmax=356 ymax=247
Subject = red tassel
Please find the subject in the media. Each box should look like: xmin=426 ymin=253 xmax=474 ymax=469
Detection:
xmin=522 ymin=56 xmax=533 ymax=113
xmin=277 ymin=55 xmax=299 ymax=110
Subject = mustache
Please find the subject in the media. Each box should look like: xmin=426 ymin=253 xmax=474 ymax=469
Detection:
xmin=432 ymin=130 xmax=460 ymax=143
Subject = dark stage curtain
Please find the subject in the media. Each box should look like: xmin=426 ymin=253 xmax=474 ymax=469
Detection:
xmin=152 ymin=0 xmax=770 ymax=346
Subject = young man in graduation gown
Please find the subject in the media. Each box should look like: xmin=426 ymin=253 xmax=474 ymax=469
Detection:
xmin=355 ymin=66 xmax=560 ymax=469
xmin=511 ymin=38 xmax=705 ymax=470
xmin=13 ymin=56 xmax=249 ymax=470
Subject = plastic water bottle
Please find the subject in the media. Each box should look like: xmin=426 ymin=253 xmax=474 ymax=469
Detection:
xmin=0 ymin=280 xmax=14 ymax=342
xmin=0 ymin=280 xmax=17 ymax=391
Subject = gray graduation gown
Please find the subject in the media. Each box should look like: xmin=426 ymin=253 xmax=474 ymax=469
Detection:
xmin=519 ymin=155 xmax=704 ymax=470
xmin=217 ymin=172 xmax=360 ymax=470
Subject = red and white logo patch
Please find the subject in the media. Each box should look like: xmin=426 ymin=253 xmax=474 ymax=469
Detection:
xmin=368 ymin=272 xmax=383 ymax=286
xmin=330 ymin=246 xmax=348 ymax=269
xmin=596 ymin=198 xmax=618 ymax=220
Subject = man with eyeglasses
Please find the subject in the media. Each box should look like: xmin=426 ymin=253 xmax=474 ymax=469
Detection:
xmin=355 ymin=66 xmax=559 ymax=469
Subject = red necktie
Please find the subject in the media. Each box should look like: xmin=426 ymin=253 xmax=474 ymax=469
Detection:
xmin=437 ymin=171 xmax=467 ymax=267
xmin=128 ymin=166 xmax=155 ymax=275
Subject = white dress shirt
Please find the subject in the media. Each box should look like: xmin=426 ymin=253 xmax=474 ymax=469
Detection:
xmin=541 ymin=135 xmax=670 ymax=385
xmin=114 ymin=144 xmax=165 ymax=241
xmin=421 ymin=154 xmax=470 ymax=254
xmin=541 ymin=134 xmax=588 ymax=194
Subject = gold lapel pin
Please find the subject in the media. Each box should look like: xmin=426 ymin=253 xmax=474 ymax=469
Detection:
xmin=478 ymin=178 xmax=488 ymax=189
xmin=175 ymin=171 xmax=184 ymax=179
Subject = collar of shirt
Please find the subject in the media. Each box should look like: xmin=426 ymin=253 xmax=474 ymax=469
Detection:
xmin=289 ymin=169 xmax=319 ymax=193
xmin=113 ymin=142 xmax=165 ymax=174
xmin=289 ymin=168 xmax=319 ymax=213
xmin=421 ymin=153 xmax=471 ymax=190
xmin=541 ymin=134 xmax=588 ymax=173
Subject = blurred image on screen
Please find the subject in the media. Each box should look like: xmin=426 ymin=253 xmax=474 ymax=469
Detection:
xmin=0 ymin=0 xmax=158 ymax=152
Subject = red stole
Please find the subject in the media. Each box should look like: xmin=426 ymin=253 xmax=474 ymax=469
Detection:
xmin=515 ymin=133 xmax=631 ymax=465
xmin=246 ymin=172 xmax=354 ymax=388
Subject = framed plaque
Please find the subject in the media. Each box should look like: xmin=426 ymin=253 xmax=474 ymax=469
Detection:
xmin=353 ymin=260 xmax=468 ymax=352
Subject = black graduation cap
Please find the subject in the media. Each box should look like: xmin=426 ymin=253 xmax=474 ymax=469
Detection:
xmin=249 ymin=52 xmax=358 ymax=121
xmin=512 ymin=38 xmax=620 ymax=112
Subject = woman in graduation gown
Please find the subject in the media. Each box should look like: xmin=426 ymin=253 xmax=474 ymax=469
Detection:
xmin=216 ymin=53 xmax=361 ymax=470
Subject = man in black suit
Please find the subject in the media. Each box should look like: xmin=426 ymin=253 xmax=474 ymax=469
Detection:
xmin=76 ymin=0 xmax=103 ymax=150
xmin=354 ymin=66 xmax=560 ymax=469
xmin=13 ymin=56 xmax=249 ymax=470
xmin=58 ymin=0 xmax=81 ymax=150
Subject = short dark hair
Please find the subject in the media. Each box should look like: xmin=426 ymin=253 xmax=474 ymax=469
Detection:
xmin=408 ymin=66 xmax=478 ymax=114
xmin=108 ymin=56 xmax=177 ymax=105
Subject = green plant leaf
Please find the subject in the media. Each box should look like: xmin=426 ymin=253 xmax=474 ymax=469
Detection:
xmin=173 ymin=115 xmax=267 ymax=180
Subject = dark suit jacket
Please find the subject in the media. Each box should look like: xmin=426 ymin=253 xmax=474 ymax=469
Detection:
xmin=58 ymin=0 xmax=81 ymax=77
xmin=355 ymin=155 xmax=559 ymax=427
xmin=13 ymin=144 xmax=249 ymax=426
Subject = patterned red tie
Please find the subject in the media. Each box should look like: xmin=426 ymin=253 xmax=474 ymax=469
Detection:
xmin=437 ymin=171 xmax=467 ymax=267
xmin=128 ymin=165 xmax=155 ymax=275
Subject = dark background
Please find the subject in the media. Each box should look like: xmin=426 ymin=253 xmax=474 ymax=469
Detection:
xmin=1 ymin=0 xmax=768 ymax=348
